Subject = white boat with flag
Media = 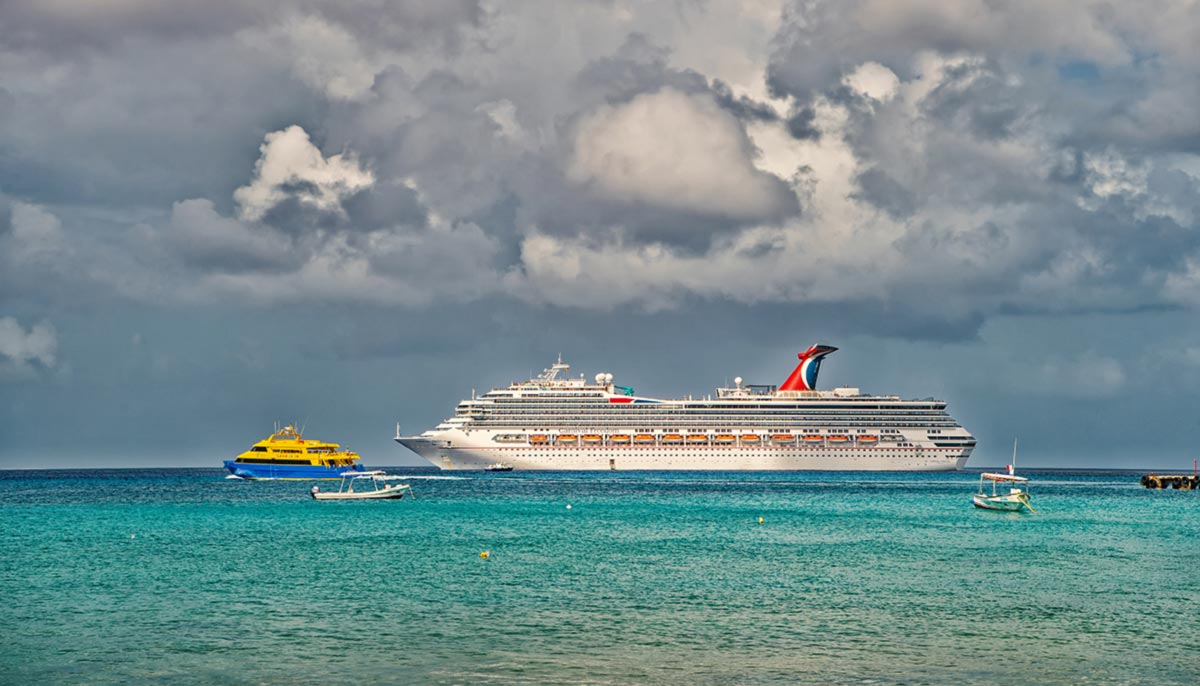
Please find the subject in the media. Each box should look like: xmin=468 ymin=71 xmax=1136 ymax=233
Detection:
xmin=973 ymin=439 xmax=1035 ymax=512
xmin=972 ymin=472 xmax=1035 ymax=512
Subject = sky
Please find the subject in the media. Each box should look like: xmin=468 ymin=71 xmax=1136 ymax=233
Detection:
xmin=3 ymin=1 xmax=1200 ymax=470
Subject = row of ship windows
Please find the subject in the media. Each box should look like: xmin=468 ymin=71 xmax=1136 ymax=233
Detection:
xmin=463 ymin=423 xmax=958 ymax=430
xmin=463 ymin=402 xmax=940 ymax=412
xmin=460 ymin=410 xmax=956 ymax=418
xmin=474 ymin=429 xmax=912 ymax=436
xmin=462 ymin=415 xmax=954 ymax=423
xmin=465 ymin=405 xmax=948 ymax=411
xmin=480 ymin=398 xmax=945 ymax=405
xmin=473 ymin=450 xmax=962 ymax=458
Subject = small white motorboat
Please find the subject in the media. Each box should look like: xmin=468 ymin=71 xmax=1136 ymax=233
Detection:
xmin=972 ymin=439 xmax=1034 ymax=512
xmin=973 ymin=472 xmax=1035 ymax=512
xmin=484 ymin=462 xmax=514 ymax=472
xmin=310 ymin=471 xmax=413 ymax=501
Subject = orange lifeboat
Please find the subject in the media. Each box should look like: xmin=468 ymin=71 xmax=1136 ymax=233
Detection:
xmin=802 ymin=434 xmax=823 ymax=444
xmin=556 ymin=434 xmax=578 ymax=444
xmin=740 ymin=434 xmax=761 ymax=443
xmin=633 ymin=434 xmax=656 ymax=444
xmin=686 ymin=434 xmax=709 ymax=444
xmin=713 ymin=434 xmax=736 ymax=444
xmin=530 ymin=434 xmax=549 ymax=445
xmin=827 ymin=434 xmax=849 ymax=443
xmin=857 ymin=434 xmax=878 ymax=444
xmin=609 ymin=434 xmax=631 ymax=444
xmin=662 ymin=434 xmax=684 ymax=444
xmin=582 ymin=434 xmax=602 ymax=444
xmin=771 ymin=434 xmax=796 ymax=444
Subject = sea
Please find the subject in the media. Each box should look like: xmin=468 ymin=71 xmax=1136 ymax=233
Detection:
xmin=1 ymin=468 xmax=1197 ymax=686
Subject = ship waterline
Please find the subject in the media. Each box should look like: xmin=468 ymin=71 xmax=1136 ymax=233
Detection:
xmin=396 ymin=345 xmax=975 ymax=471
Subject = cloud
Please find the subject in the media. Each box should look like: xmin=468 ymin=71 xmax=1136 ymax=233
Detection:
xmin=244 ymin=14 xmax=377 ymax=101
xmin=165 ymin=198 xmax=295 ymax=271
xmin=6 ymin=201 xmax=66 ymax=262
xmin=1022 ymin=352 xmax=1127 ymax=399
xmin=843 ymin=61 xmax=899 ymax=102
xmin=2 ymin=0 xmax=1200 ymax=331
xmin=0 ymin=316 xmax=57 ymax=378
xmin=233 ymin=125 xmax=375 ymax=222
xmin=153 ymin=125 xmax=502 ymax=306
xmin=195 ymin=218 xmax=501 ymax=306
xmin=567 ymin=88 xmax=798 ymax=222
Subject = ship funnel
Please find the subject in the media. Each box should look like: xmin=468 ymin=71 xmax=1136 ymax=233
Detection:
xmin=779 ymin=344 xmax=838 ymax=391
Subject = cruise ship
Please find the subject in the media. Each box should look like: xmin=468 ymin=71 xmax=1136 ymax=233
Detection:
xmin=395 ymin=345 xmax=975 ymax=471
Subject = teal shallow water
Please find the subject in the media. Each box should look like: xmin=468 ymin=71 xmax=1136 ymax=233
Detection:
xmin=1 ymin=470 xmax=1197 ymax=685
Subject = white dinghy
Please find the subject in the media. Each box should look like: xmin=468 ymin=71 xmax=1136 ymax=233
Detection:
xmin=310 ymin=471 xmax=413 ymax=501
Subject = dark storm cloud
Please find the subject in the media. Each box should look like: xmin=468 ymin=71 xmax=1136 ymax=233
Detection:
xmin=259 ymin=188 xmax=352 ymax=235
xmin=0 ymin=41 xmax=328 ymax=209
xmin=0 ymin=197 xmax=12 ymax=237
xmin=342 ymin=183 xmax=428 ymax=233
xmin=852 ymin=168 xmax=916 ymax=219
xmin=2 ymin=0 xmax=482 ymax=54
xmin=317 ymin=1 xmax=483 ymax=53
xmin=711 ymin=79 xmax=779 ymax=123
xmin=572 ymin=33 xmax=710 ymax=106
xmin=785 ymin=105 xmax=820 ymax=141
xmin=919 ymin=61 xmax=1029 ymax=141
xmin=0 ymin=0 xmax=256 ymax=52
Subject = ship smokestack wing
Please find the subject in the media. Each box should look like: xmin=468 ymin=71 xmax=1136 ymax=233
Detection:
xmin=779 ymin=344 xmax=839 ymax=391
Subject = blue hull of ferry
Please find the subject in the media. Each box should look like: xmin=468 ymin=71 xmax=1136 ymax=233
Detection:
xmin=223 ymin=461 xmax=359 ymax=480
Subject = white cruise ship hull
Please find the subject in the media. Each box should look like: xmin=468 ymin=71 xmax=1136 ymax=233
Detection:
xmin=398 ymin=435 xmax=971 ymax=471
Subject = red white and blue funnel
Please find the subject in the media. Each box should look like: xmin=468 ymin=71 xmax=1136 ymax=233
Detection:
xmin=779 ymin=344 xmax=838 ymax=391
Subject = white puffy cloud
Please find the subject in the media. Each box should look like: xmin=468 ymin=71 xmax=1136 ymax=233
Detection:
xmin=7 ymin=202 xmax=66 ymax=262
xmin=233 ymin=125 xmax=375 ymax=222
xmin=0 ymin=316 xmax=58 ymax=378
xmin=568 ymin=88 xmax=794 ymax=220
xmin=243 ymin=14 xmax=378 ymax=101
xmin=843 ymin=62 xmax=899 ymax=102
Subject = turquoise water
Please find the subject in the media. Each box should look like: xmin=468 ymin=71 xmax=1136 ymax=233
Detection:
xmin=1 ymin=469 xmax=1197 ymax=685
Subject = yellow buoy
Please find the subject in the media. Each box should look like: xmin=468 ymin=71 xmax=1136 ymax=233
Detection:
xmin=757 ymin=517 xmax=764 ymax=525
xmin=480 ymin=551 xmax=489 ymax=559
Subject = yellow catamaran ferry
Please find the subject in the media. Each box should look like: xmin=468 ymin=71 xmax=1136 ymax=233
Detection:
xmin=224 ymin=424 xmax=362 ymax=479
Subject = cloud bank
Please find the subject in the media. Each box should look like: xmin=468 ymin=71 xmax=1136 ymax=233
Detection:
xmin=2 ymin=0 xmax=1199 ymax=326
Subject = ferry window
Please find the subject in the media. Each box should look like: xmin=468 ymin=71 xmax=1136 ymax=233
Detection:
xmin=251 ymin=446 xmax=268 ymax=452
